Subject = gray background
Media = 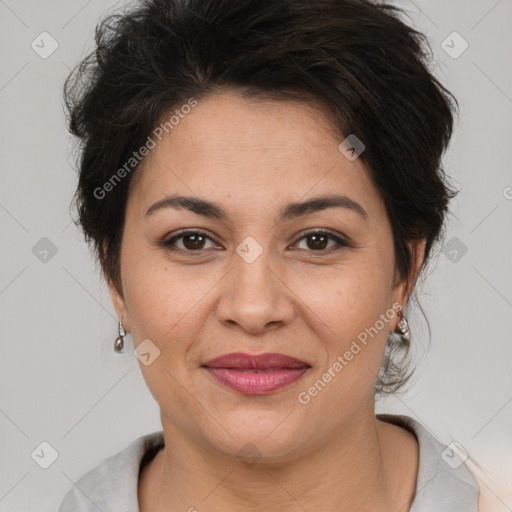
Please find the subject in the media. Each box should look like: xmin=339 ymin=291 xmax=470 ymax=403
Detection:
xmin=0 ymin=0 xmax=511 ymax=510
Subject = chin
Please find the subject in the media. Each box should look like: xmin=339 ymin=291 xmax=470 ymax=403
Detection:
xmin=203 ymin=409 xmax=309 ymax=463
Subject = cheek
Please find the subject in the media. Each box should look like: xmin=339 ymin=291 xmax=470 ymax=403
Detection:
xmin=123 ymin=234 xmax=395 ymax=355
xmin=120 ymin=249 xmax=217 ymax=425
xmin=121 ymin=241 xmax=224 ymax=359
xmin=121 ymin=225 xmax=396 ymax=401
xmin=292 ymin=254 xmax=395 ymax=395
xmin=123 ymin=264 xmax=206 ymax=345
xmin=297 ymin=253 xmax=394 ymax=338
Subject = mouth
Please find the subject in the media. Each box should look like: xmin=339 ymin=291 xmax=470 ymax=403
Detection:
xmin=202 ymin=352 xmax=311 ymax=395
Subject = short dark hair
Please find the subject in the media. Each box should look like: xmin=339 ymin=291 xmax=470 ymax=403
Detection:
xmin=63 ymin=0 xmax=459 ymax=395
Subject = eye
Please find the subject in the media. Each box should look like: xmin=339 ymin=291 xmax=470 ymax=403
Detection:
xmin=161 ymin=229 xmax=349 ymax=254
xmin=292 ymin=230 xmax=349 ymax=252
xmin=162 ymin=229 xmax=218 ymax=252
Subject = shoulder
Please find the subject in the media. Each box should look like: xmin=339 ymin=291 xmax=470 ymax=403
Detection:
xmin=377 ymin=413 xmax=480 ymax=511
xmin=58 ymin=431 xmax=165 ymax=512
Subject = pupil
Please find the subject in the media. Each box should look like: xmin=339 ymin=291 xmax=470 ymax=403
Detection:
xmin=181 ymin=234 xmax=328 ymax=251
xmin=184 ymin=234 xmax=204 ymax=250
xmin=309 ymin=234 xmax=327 ymax=250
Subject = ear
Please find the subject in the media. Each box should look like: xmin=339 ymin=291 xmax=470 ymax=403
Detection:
xmin=392 ymin=238 xmax=427 ymax=309
xmin=103 ymin=240 xmax=131 ymax=332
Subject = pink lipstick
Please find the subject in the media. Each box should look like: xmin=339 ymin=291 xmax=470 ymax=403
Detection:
xmin=202 ymin=352 xmax=310 ymax=395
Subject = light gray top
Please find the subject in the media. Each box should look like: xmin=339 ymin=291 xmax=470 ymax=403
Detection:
xmin=58 ymin=414 xmax=480 ymax=511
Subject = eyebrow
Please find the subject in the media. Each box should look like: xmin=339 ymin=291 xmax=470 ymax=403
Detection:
xmin=144 ymin=193 xmax=368 ymax=222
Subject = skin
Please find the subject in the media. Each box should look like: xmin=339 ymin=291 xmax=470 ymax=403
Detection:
xmin=108 ymin=90 xmax=426 ymax=511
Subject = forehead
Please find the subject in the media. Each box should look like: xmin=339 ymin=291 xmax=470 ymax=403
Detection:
xmin=127 ymin=91 xmax=382 ymax=220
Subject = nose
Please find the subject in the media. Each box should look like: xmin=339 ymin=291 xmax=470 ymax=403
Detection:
xmin=215 ymin=249 xmax=296 ymax=335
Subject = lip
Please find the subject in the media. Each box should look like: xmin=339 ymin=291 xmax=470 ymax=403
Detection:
xmin=203 ymin=352 xmax=309 ymax=369
xmin=202 ymin=352 xmax=311 ymax=395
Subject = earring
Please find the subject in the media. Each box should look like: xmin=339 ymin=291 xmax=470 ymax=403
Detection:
xmin=396 ymin=307 xmax=410 ymax=342
xmin=114 ymin=317 xmax=126 ymax=353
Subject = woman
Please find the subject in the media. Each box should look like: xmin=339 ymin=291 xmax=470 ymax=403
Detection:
xmin=59 ymin=0 xmax=480 ymax=510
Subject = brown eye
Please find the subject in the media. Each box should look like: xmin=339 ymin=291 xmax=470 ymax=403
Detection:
xmin=181 ymin=233 xmax=207 ymax=250
xmin=294 ymin=231 xmax=349 ymax=252
xmin=162 ymin=230 xmax=217 ymax=252
xmin=305 ymin=233 xmax=329 ymax=250
xmin=162 ymin=229 xmax=349 ymax=255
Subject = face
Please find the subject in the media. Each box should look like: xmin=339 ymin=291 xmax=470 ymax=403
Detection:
xmin=109 ymin=91 xmax=424 ymax=460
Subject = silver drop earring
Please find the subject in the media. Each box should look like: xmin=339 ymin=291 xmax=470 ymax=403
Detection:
xmin=114 ymin=317 xmax=126 ymax=353
xmin=397 ymin=307 xmax=410 ymax=342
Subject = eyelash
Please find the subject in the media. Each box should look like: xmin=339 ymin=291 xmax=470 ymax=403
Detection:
xmin=161 ymin=229 xmax=350 ymax=255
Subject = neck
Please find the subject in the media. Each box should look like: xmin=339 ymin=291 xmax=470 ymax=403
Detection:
xmin=139 ymin=406 xmax=417 ymax=512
